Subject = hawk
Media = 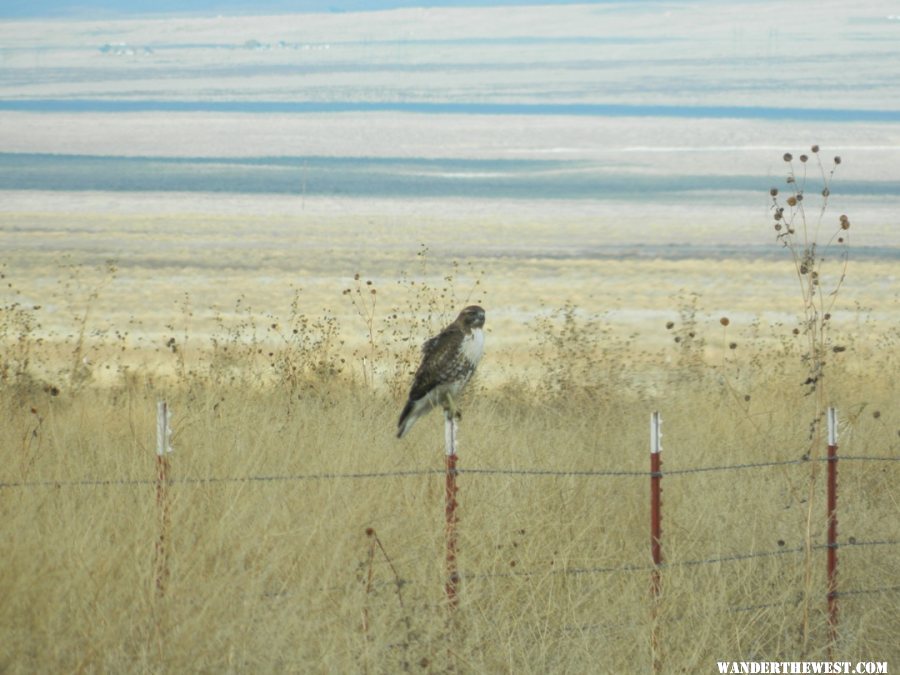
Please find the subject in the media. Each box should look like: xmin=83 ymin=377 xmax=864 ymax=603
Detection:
xmin=397 ymin=305 xmax=485 ymax=438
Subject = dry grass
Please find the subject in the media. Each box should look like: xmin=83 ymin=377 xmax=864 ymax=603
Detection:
xmin=1 ymin=287 xmax=898 ymax=672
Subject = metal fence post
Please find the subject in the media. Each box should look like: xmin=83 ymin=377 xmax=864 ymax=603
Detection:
xmin=155 ymin=400 xmax=173 ymax=597
xmin=650 ymin=411 xmax=663 ymax=673
xmin=826 ymin=406 xmax=839 ymax=648
xmin=444 ymin=411 xmax=460 ymax=609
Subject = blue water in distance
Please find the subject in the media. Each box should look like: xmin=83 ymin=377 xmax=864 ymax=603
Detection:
xmin=2 ymin=152 xmax=898 ymax=200
xmin=2 ymin=99 xmax=899 ymax=122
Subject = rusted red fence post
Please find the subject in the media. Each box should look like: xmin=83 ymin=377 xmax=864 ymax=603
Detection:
xmin=649 ymin=411 xmax=663 ymax=672
xmin=826 ymin=406 xmax=839 ymax=647
xmin=155 ymin=400 xmax=173 ymax=597
xmin=444 ymin=411 xmax=460 ymax=609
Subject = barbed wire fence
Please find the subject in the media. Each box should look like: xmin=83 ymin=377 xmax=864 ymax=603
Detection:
xmin=2 ymin=403 xmax=899 ymax=664
xmin=4 ymin=457 xmax=900 ymax=489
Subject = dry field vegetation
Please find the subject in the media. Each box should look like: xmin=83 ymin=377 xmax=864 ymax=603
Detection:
xmin=0 ymin=153 xmax=898 ymax=674
xmin=2 ymin=233 xmax=899 ymax=673
xmin=1 ymin=2 xmax=899 ymax=669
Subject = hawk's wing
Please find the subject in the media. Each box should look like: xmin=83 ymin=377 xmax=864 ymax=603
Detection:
xmin=408 ymin=325 xmax=465 ymax=402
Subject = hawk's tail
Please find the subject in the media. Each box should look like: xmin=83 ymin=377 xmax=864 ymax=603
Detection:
xmin=397 ymin=397 xmax=426 ymax=438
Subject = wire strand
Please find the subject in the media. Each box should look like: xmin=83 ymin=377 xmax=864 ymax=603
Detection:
xmin=2 ymin=454 xmax=896 ymax=490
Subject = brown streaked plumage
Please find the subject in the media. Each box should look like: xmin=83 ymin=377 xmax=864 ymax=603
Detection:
xmin=397 ymin=305 xmax=485 ymax=438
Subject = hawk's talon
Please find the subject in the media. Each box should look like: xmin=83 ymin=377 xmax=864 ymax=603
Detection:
xmin=445 ymin=392 xmax=458 ymax=420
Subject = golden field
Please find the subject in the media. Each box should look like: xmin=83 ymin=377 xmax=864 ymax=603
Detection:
xmin=1 ymin=206 xmax=899 ymax=673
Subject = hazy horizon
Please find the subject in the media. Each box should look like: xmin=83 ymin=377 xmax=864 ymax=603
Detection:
xmin=3 ymin=0 xmax=619 ymax=20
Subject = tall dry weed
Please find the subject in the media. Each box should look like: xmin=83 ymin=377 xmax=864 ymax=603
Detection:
xmin=769 ymin=146 xmax=850 ymax=653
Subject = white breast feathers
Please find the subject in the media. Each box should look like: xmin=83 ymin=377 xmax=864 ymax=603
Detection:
xmin=461 ymin=327 xmax=485 ymax=366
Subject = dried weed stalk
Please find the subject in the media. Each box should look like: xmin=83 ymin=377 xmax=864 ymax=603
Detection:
xmin=769 ymin=145 xmax=850 ymax=654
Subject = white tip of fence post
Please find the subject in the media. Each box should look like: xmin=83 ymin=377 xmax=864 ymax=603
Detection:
xmin=156 ymin=400 xmax=174 ymax=455
xmin=444 ymin=412 xmax=458 ymax=458
xmin=827 ymin=407 xmax=838 ymax=446
xmin=650 ymin=412 xmax=662 ymax=454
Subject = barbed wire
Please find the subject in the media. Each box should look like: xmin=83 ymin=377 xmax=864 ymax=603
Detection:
xmin=457 ymin=539 xmax=899 ymax=583
xmin=0 ymin=477 xmax=157 ymax=489
xmin=345 ymin=578 xmax=900 ymax=603
xmin=1 ymin=453 xmax=895 ymax=490
xmin=832 ymin=538 xmax=900 ymax=550
xmin=728 ymin=598 xmax=800 ymax=613
xmin=834 ymin=584 xmax=900 ymax=598
xmin=295 ymin=568 xmax=900 ymax=610
xmin=658 ymin=454 xmax=899 ymax=476
xmin=832 ymin=455 xmax=900 ymax=462
xmin=662 ymin=459 xmax=809 ymax=475
xmin=459 ymin=467 xmax=647 ymax=477
xmin=0 ymin=470 xmax=443 ymax=489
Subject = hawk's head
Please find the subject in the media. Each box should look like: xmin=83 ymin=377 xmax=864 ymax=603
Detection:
xmin=457 ymin=305 xmax=485 ymax=331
